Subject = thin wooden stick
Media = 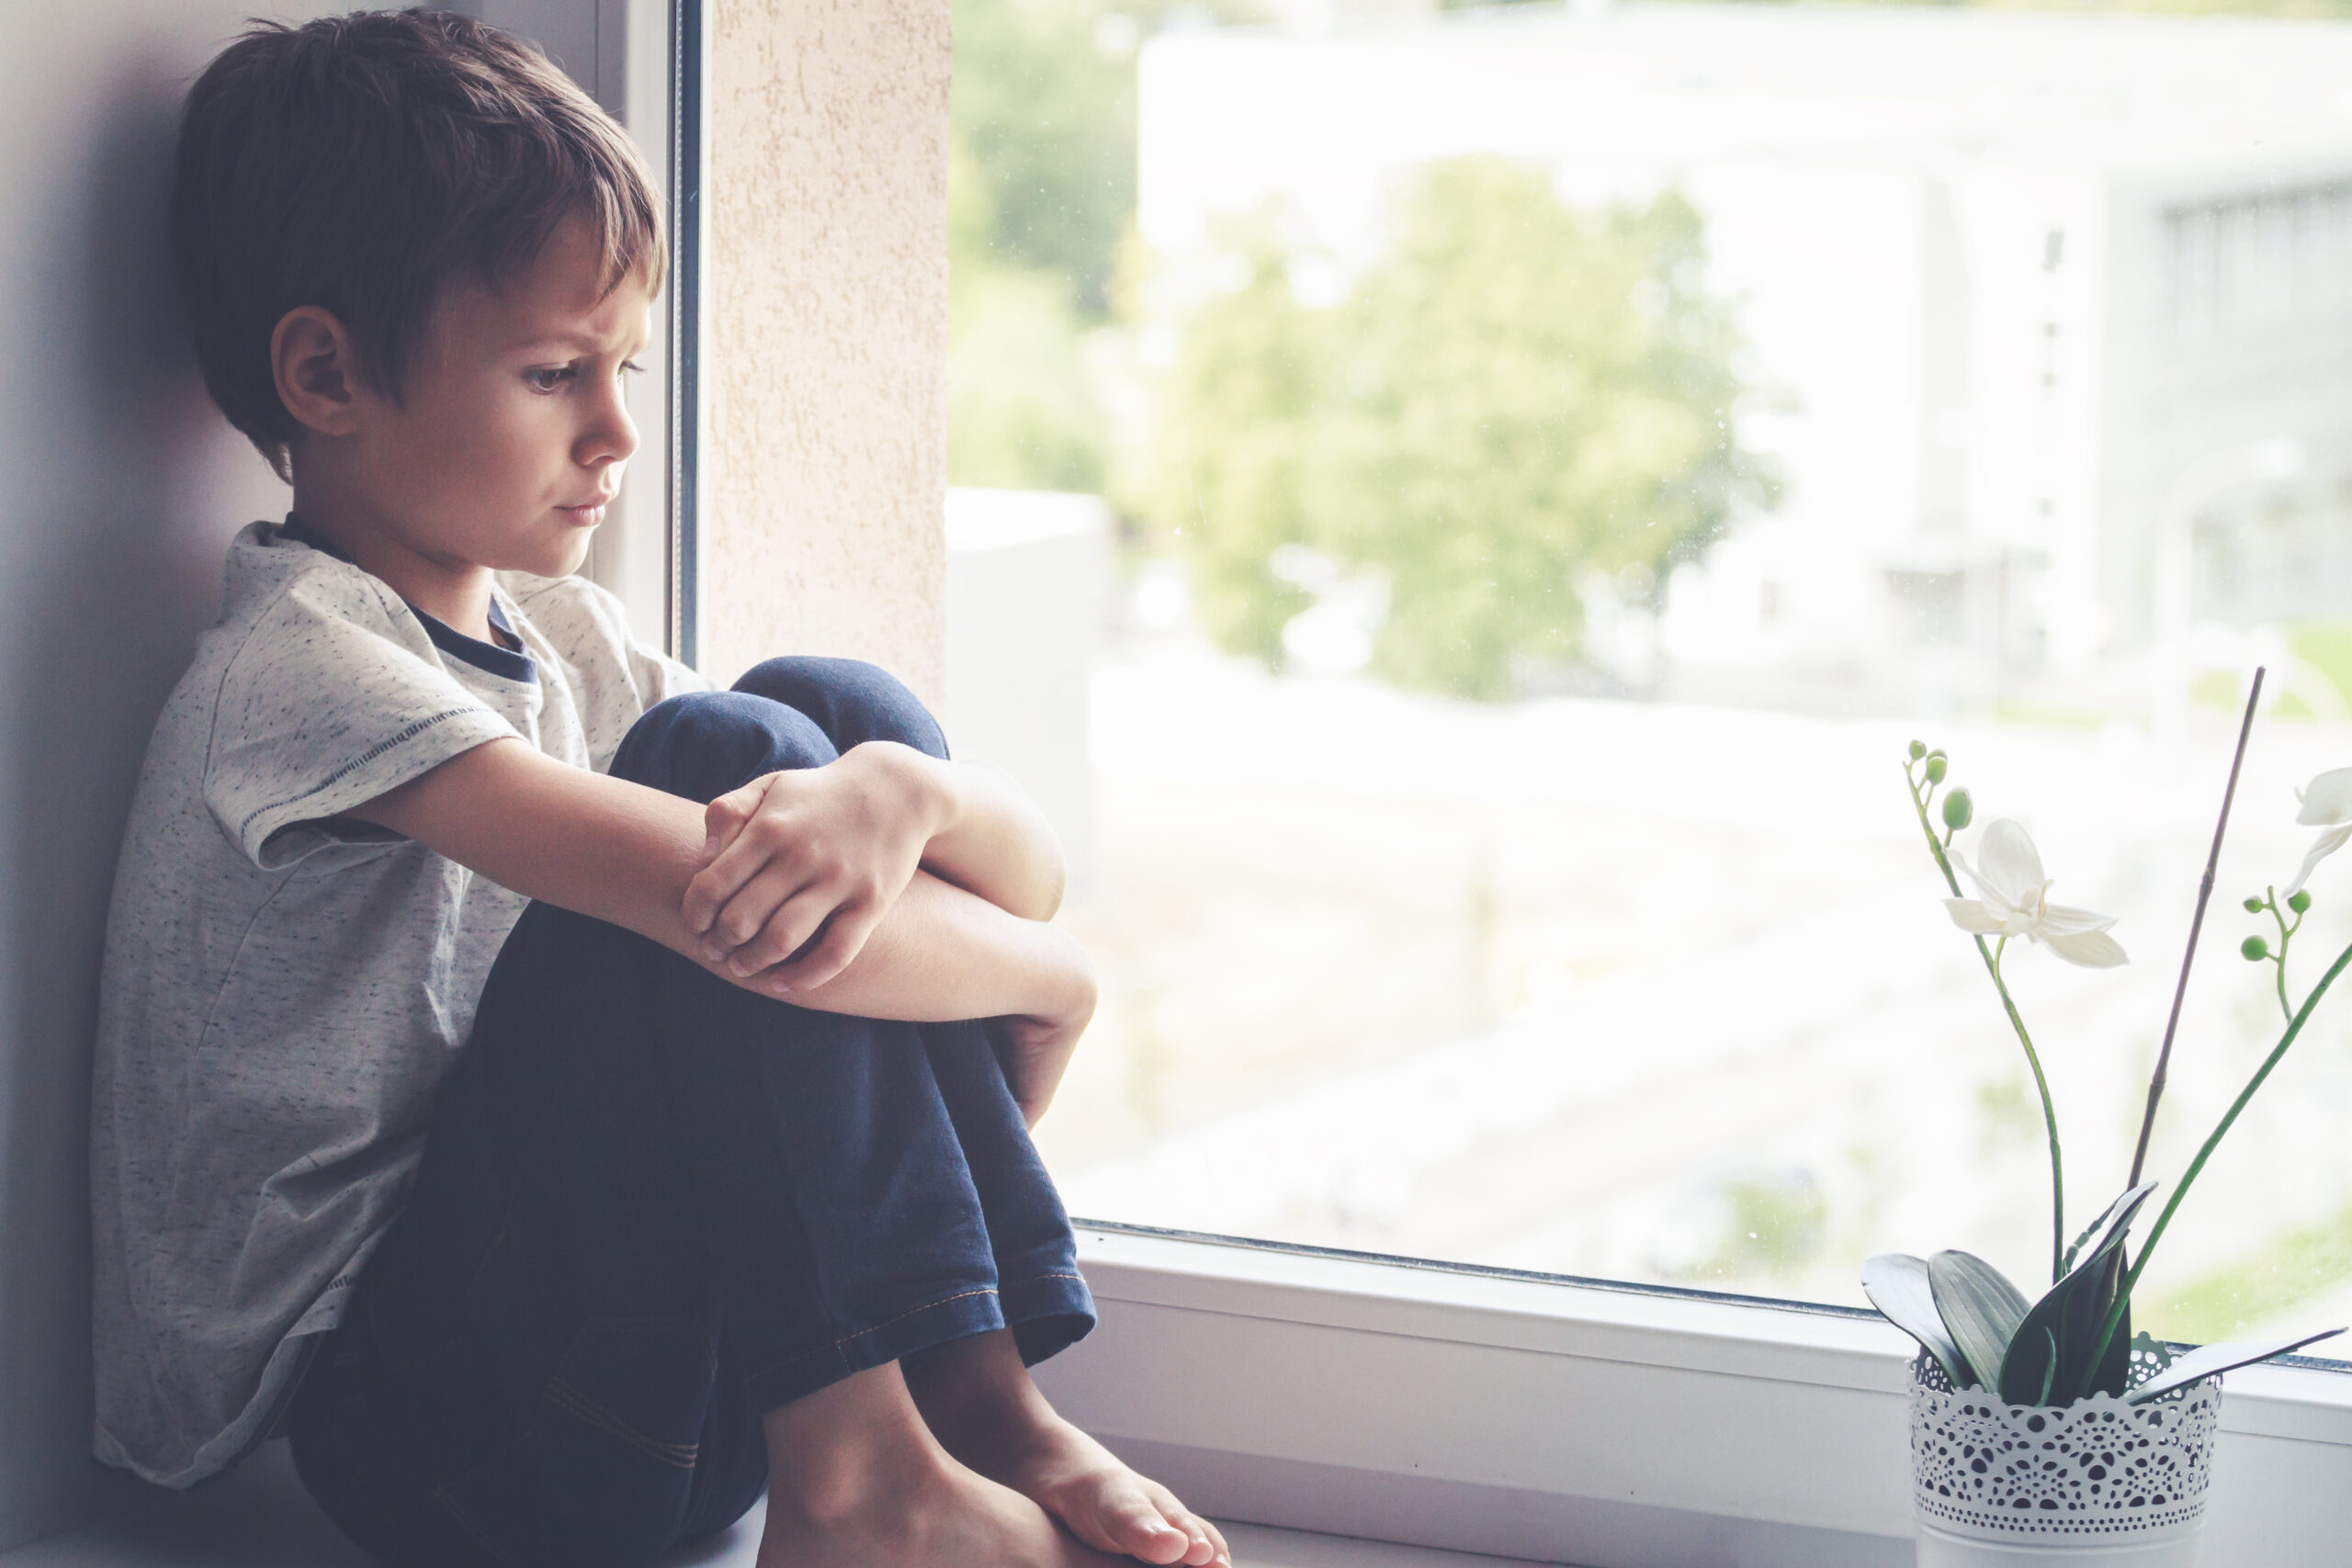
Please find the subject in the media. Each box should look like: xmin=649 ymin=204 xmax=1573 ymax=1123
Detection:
xmin=2128 ymin=666 xmax=2265 ymax=1189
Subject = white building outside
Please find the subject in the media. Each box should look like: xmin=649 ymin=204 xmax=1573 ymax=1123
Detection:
xmin=1136 ymin=4 xmax=2352 ymax=716
xmin=936 ymin=4 xmax=2352 ymax=1344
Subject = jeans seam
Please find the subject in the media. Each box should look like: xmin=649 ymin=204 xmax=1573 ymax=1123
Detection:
xmin=428 ymin=1475 xmax=531 ymax=1568
xmin=744 ymin=1285 xmax=1001 ymax=1382
xmin=465 ymin=1222 xmax=512 ymax=1303
xmin=543 ymin=1376 xmax=701 ymax=1471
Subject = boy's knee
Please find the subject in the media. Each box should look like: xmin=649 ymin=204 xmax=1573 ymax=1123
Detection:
xmin=611 ymin=689 xmax=838 ymax=803
xmin=730 ymin=657 xmax=948 ymax=761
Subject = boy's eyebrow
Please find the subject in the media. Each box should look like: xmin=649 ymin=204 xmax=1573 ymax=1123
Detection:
xmin=505 ymin=326 xmax=652 ymax=357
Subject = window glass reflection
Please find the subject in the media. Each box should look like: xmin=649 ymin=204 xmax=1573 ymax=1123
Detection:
xmin=946 ymin=0 xmax=2352 ymax=1349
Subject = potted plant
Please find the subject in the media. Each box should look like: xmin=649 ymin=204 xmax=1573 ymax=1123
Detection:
xmin=1863 ymin=672 xmax=2345 ymax=1567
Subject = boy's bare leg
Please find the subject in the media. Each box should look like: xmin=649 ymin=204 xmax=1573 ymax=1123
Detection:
xmin=758 ymin=1359 xmax=1126 ymax=1568
xmin=905 ymin=1330 xmax=1232 ymax=1568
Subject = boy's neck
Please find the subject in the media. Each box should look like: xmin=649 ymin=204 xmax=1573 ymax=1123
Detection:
xmin=288 ymin=485 xmax=497 ymax=644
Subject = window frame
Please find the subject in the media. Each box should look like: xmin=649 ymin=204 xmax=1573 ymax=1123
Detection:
xmin=472 ymin=0 xmax=699 ymax=661
xmin=695 ymin=4 xmax=2352 ymax=1556
xmin=1031 ymin=1224 xmax=2352 ymax=1565
xmin=662 ymin=0 xmax=702 ymax=667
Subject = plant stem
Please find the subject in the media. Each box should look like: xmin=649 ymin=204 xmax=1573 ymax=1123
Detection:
xmin=2128 ymin=668 xmax=2264 ymax=1191
xmin=2264 ymin=887 xmax=2303 ymax=1026
xmin=1910 ymin=764 xmax=2066 ymax=1284
xmin=2085 ymin=932 xmax=2352 ymax=1394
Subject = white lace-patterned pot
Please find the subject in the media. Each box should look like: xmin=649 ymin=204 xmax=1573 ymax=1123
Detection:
xmin=1908 ymin=1353 xmax=2221 ymax=1566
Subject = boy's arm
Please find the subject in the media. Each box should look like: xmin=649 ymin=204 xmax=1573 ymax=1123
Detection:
xmin=345 ymin=738 xmax=1093 ymax=1118
xmin=685 ymin=744 xmax=1067 ymax=978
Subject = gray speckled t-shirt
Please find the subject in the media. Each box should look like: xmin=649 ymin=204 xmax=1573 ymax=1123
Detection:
xmin=90 ymin=519 xmax=703 ymax=1488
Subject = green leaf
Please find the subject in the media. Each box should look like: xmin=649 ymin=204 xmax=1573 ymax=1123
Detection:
xmin=2090 ymin=1264 xmax=2134 ymax=1399
xmin=1928 ymin=1251 xmax=2029 ymax=1401
xmin=2127 ymin=1327 xmax=2347 ymax=1404
xmin=1998 ymin=1182 xmax=2158 ymax=1404
xmin=2059 ymin=1208 xmax=2109 ymax=1276
xmin=1862 ymin=1252 xmax=1974 ymax=1388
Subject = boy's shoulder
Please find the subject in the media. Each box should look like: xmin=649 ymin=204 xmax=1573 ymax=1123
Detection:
xmin=169 ymin=523 xmax=523 ymax=871
xmin=200 ymin=520 xmax=434 ymax=682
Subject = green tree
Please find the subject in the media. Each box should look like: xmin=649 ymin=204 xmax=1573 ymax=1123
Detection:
xmin=946 ymin=265 xmax=1109 ymax=494
xmin=945 ymin=0 xmax=1139 ymax=490
xmin=1143 ymin=159 xmax=1774 ymax=699
xmin=945 ymin=0 xmax=1263 ymax=491
xmin=1133 ymin=230 xmax=1328 ymax=665
xmin=949 ymin=0 xmax=1137 ymax=312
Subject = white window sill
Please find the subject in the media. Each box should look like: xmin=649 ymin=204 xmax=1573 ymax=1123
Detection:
xmin=1035 ymin=1224 xmax=2352 ymax=1568
xmin=17 ymin=1224 xmax=2346 ymax=1568
xmin=0 ymin=1439 xmax=1522 ymax=1568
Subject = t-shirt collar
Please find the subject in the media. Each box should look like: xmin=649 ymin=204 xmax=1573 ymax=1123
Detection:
xmin=274 ymin=515 xmax=537 ymax=684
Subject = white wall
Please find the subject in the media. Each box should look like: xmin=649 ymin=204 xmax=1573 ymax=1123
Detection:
xmin=0 ymin=0 xmax=662 ymax=1550
xmin=0 ymin=4 xmax=345 ymax=1547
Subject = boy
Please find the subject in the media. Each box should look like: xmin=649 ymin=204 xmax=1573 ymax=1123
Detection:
xmin=90 ymin=11 xmax=1228 ymax=1568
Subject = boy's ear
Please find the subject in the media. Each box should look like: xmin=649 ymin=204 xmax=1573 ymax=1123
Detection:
xmin=270 ymin=306 xmax=365 ymax=438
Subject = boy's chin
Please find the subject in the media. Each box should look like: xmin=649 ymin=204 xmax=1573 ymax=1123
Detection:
xmin=517 ymin=531 xmax=596 ymax=579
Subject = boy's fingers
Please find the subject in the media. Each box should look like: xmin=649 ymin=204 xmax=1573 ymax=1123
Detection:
xmin=695 ymin=862 xmax=803 ymax=960
xmin=686 ymin=823 xmax=815 ymax=941
xmin=683 ymin=852 xmax=752 ymax=937
xmin=730 ymin=886 xmax=851 ymax=978
xmin=767 ymin=900 xmax=881 ymax=994
xmin=700 ymin=775 xmax=772 ymax=862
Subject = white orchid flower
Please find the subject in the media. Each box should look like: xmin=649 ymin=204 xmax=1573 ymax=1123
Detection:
xmin=2284 ymin=767 xmax=2352 ymax=897
xmin=1943 ymin=818 xmax=2127 ymax=968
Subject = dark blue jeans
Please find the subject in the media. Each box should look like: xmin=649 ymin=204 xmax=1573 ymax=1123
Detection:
xmin=287 ymin=658 xmax=1095 ymax=1568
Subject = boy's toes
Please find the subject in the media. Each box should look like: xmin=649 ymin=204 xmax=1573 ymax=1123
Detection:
xmin=1058 ymin=1476 xmax=1194 ymax=1565
xmin=1144 ymin=1484 xmax=1227 ymax=1567
xmin=1104 ymin=1497 xmax=1194 ymax=1565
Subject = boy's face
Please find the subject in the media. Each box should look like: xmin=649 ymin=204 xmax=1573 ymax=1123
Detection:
xmin=344 ymin=215 xmax=651 ymax=580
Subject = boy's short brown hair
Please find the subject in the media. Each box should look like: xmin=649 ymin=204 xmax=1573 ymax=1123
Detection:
xmin=173 ymin=7 xmax=665 ymax=478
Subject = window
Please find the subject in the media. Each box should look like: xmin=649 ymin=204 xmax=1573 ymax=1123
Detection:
xmin=944 ymin=0 xmax=2352 ymax=1364
xmin=465 ymin=0 xmax=694 ymax=659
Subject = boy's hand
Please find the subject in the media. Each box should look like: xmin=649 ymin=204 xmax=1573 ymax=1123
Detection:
xmin=992 ymin=939 xmax=1098 ymax=1126
xmin=684 ymin=743 xmax=944 ymax=994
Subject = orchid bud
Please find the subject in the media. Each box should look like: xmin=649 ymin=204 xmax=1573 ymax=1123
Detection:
xmin=1908 ymin=739 xmax=1928 ymax=761
xmin=1924 ymin=754 xmax=1948 ymax=784
xmin=2290 ymin=889 xmax=2312 ymax=915
xmin=2245 ymin=897 xmax=2266 ymax=914
xmin=2243 ymin=935 xmax=2270 ymax=961
xmin=1941 ymin=787 xmax=1973 ymax=831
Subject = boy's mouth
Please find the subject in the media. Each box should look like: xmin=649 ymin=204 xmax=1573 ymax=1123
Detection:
xmin=555 ymin=496 xmax=612 ymax=526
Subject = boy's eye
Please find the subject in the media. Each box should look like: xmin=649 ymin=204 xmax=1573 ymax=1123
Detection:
xmin=524 ymin=365 xmax=578 ymax=393
xmin=621 ymin=358 xmax=647 ymax=378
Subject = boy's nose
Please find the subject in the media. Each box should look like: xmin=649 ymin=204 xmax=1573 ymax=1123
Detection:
xmin=576 ymin=383 xmax=640 ymax=468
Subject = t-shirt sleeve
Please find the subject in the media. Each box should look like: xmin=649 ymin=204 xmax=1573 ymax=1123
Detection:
xmin=202 ymin=577 xmax=519 ymax=870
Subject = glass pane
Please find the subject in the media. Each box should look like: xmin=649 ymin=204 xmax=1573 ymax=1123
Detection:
xmin=946 ymin=0 xmax=2352 ymax=1351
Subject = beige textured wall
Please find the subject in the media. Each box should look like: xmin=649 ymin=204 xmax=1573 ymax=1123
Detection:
xmin=700 ymin=0 xmax=951 ymax=700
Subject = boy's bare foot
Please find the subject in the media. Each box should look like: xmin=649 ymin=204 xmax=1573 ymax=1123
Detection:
xmin=906 ymin=1330 xmax=1232 ymax=1568
xmin=757 ymin=1360 xmax=1125 ymax=1568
